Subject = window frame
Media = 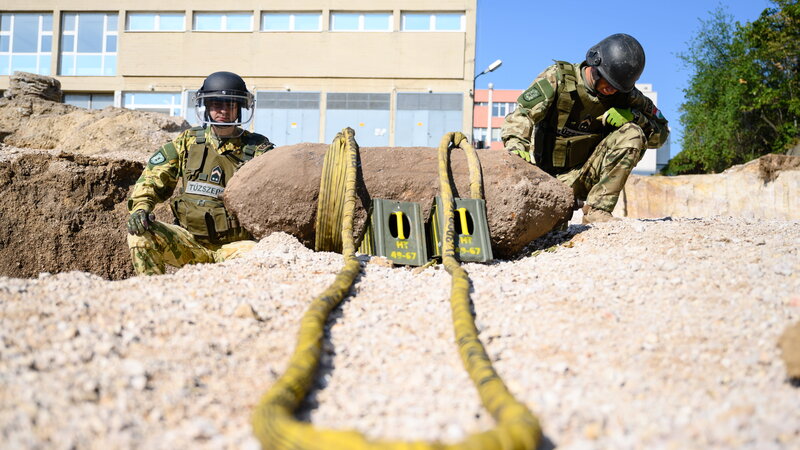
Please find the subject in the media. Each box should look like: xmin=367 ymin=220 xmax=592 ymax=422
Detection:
xmin=126 ymin=12 xmax=185 ymax=32
xmin=472 ymin=127 xmax=487 ymax=144
xmin=59 ymin=12 xmax=118 ymax=77
xmin=64 ymin=92 xmax=114 ymax=109
xmin=400 ymin=12 xmax=465 ymax=32
xmin=192 ymin=12 xmax=253 ymax=32
xmin=492 ymin=102 xmax=517 ymax=118
xmin=0 ymin=12 xmax=53 ymax=76
xmin=330 ymin=12 xmax=392 ymax=32
xmin=123 ymin=91 xmax=183 ymax=117
xmin=261 ymin=12 xmax=322 ymax=32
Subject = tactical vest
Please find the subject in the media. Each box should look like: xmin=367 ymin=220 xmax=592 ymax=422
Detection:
xmin=170 ymin=127 xmax=258 ymax=245
xmin=533 ymin=61 xmax=627 ymax=174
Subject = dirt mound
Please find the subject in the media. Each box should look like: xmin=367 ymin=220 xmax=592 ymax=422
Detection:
xmin=0 ymin=147 xmax=176 ymax=279
xmin=754 ymin=154 xmax=800 ymax=182
xmin=0 ymin=74 xmax=189 ymax=279
xmin=225 ymin=143 xmax=575 ymax=258
xmin=0 ymin=96 xmax=188 ymax=161
xmin=0 ymin=72 xmax=189 ymax=161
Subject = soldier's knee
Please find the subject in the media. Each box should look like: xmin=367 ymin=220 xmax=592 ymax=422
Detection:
xmin=616 ymin=123 xmax=646 ymax=149
xmin=127 ymin=232 xmax=156 ymax=250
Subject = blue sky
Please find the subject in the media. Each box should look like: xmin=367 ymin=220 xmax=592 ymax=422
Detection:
xmin=475 ymin=0 xmax=775 ymax=157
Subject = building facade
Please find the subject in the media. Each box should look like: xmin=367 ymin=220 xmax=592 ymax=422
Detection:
xmin=472 ymin=83 xmax=671 ymax=174
xmin=0 ymin=1 xmax=477 ymax=147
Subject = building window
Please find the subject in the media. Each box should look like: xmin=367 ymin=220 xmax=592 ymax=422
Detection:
xmin=255 ymin=91 xmax=321 ymax=146
xmin=327 ymin=93 xmax=390 ymax=110
xmin=64 ymin=93 xmax=114 ymax=109
xmin=193 ymin=13 xmax=252 ymax=32
xmin=259 ymin=91 xmax=321 ymax=109
xmin=330 ymin=13 xmax=391 ymax=31
xmin=59 ymin=13 xmax=117 ymax=76
xmin=472 ymin=127 xmax=501 ymax=146
xmin=492 ymin=102 xmax=517 ymax=117
xmin=0 ymin=13 xmax=53 ymax=76
xmin=123 ymin=92 xmax=182 ymax=116
xmin=183 ymin=89 xmax=197 ymax=121
xmin=395 ymin=93 xmax=463 ymax=147
xmin=126 ymin=12 xmax=185 ymax=32
xmin=397 ymin=92 xmax=462 ymax=111
xmin=473 ymin=127 xmax=487 ymax=144
xmin=262 ymin=12 xmax=321 ymax=31
xmin=401 ymin=13 xmax=464 ymax=31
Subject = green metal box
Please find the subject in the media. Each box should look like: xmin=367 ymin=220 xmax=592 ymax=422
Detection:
xmin=427 ymin=196 xmax=493 ymax=263
xmin=358 ymin=199 xmax=428 ymax=266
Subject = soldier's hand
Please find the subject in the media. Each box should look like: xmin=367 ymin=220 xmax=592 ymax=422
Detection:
xmin=509 ymin=147 xmax=532 ymax=163
xmin=127 ymin=209 xmax=156 ymax=235
xmin=602 ymin=107 xmax=634 ymax=127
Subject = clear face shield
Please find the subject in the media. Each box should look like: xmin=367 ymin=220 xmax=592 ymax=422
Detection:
xmin=193 ymin=91 xmax=255 ymax=129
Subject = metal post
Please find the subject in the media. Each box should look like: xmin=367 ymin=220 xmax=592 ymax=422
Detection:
xmin=486 ymin=83 xmax=493 ymax=150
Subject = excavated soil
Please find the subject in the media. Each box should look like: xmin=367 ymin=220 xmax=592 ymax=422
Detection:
xmin=0 ymin=92 xmax=187 ymax=280
xmin=0 ymin=95 xmax=188 ymax=161
xmin=756 ymin=154 xmax=800 ymax=182
xmin=0 ymin=146 xmax=166 ymax=279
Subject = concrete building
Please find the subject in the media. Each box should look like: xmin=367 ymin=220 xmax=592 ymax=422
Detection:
xmin=0 ymin=1 xmax=477 ymax=147
xmin=472 ymin=84 xmax=671 ymax=174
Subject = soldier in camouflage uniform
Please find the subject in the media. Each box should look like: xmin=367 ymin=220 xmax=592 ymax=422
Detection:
xmin=126 ymin=71 xmax=274 ymax=275
xmin=501 ymin=33 xmax=669 ymax=223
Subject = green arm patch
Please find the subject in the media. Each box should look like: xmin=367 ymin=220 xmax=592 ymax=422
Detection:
xmin=518 ymin=79 xmax=555 ymax=109
xmin=147 ymin=150 xmax=166 ymax=167
xmin=146 ymin=142 xmax=178 ymax=169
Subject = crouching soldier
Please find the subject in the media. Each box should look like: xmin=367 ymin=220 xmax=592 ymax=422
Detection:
xmin=126 ymin=71 xmax=273 ymax=275
xmin=502 ymin=33 xmax=669 ymax=223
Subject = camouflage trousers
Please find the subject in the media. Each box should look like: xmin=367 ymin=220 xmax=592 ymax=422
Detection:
xmin=127 ymin=221 xmax=256 ymax=276
xmin=556 ymin=122 xmax=646 ymax=212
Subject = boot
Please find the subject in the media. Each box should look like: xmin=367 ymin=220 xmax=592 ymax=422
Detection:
xmin=582 ymin=206 xmax=620 ymax=224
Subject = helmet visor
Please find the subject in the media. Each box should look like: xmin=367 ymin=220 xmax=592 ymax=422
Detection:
xmin=193 ymin=91 xmax=255 ymax=127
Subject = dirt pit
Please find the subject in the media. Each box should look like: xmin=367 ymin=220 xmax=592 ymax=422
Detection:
xmin=0 ymin=146 xmax=154 ymax=280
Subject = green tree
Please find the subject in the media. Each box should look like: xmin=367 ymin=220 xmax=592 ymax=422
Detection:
xmin=665 ymin=0 xmax=800 ymax=175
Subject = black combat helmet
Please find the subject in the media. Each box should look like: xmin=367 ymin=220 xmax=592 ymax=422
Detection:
xmin=197 ymin=71 xmax=253 ymax=107
xmin=585 ymin=34 xmax=645 ymax=93
xmin=193 ymin=71 xmax=255 ymax=127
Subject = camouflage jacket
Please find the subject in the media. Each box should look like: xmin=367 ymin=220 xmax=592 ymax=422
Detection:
xmin=501 ymin=62 xmax=669 ymax=157
xmin=128 ymin=126 xmax=274 ymax=213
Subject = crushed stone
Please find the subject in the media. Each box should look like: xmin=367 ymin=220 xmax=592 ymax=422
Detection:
xmin=1 ymin=217 xmax=799 ymax=449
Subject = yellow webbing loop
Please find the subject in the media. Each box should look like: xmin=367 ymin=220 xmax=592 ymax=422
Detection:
xmin=435 ymin=132 xmax=542 ymax=449
xmin=252 ymin=130 xmax=542 ymax=449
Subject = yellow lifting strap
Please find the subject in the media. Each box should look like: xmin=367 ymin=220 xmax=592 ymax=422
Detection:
xmin=251 ymin=129 xmax=542 ymax=449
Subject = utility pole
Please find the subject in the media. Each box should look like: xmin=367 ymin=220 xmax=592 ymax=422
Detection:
xmin=486 ymin=83 xmax=494 ymax=149
xmin=472 ymin=59 xmax=502 ymax=147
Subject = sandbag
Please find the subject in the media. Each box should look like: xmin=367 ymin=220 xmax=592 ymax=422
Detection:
xmin=224 ymin=143 xmax=574 ymax=258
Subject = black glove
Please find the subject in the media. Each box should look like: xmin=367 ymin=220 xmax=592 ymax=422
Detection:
xmin=127 ymin=209 xmax=156 ymax=235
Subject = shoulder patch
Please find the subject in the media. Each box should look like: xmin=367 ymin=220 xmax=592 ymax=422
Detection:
xmin=520 ymin=86 xmax=543 ymax=105
xmin=148 ymin=150 xmax=166 ymax=166
xmin=518 ymin=78 xmax=554 ymax=109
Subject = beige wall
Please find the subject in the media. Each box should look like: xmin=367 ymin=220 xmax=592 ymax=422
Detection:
xmin=1 ymin=1 xmax=477 ymax=140
xmin=118 ymin=32 xmax=466 ymax=80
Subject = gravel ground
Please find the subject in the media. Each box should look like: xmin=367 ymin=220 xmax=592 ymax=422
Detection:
xmin=1 ymin=217 xmax=799 ymax=449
